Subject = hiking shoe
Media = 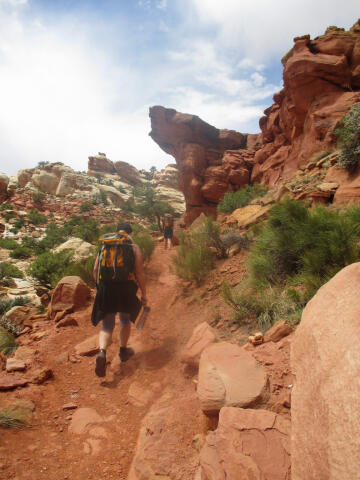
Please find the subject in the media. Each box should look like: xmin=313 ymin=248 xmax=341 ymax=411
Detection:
xmin=119 ymin=347 xmax=134 ymax=363
xmin=95 ymin=349 xmax=106 ymax=377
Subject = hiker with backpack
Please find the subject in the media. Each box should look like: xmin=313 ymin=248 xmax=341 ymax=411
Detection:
xmin=91 ymin=222 xmax=147 ymax=377
xmin=161 ymin=213 xmax=174 ymax=250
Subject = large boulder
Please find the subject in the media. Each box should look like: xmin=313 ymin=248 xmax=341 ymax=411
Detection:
xmin=197 ymin=343 xmax=267 ymax=415
xmin=49 ymin=276 xmax=91 ymax=320
xmin=292 ymin=262 xmax=360 ymax=480
xmin=200 ymin=407 xmax=291 ymax=480
xmin=181 ymin=321 xmax=218 ymax=368
xmin=53 ymin=237 xmax=96 ymax=263
xmin=98 ymin=185 xmax=124 ymax=207
xmin=88 ymin=153 xmax=115 ymax=174
xmin=113 ymin=160 xmax=142 ymax=186
xmin=31 ymin=171 xmax=59 ymax=194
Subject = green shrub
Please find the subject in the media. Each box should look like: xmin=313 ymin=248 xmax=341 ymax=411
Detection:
xmin=0 ymin=238 xmax=19 ymax=250
xmin=27 ymin=251 xmax=73 ymax=286
xmin=4 ymin=212 xmax=15 ymax=222
xmin=133 ymin=232 xmax=155 ymax=263
xmin=36 ymin=161 xmax=50 ymax=168
xmin=220 ymin=229 xmax=250 ymax=252
xmin=9 ymin=246 xmax=33 ymax=259
xmin=0 ymin=296 xmax=30 ymax=315
xmin=0 ymin=262 xmax=23 ymax=281
xmin=80 ymin=202 xmax=93 ymax=213
xmin=73 ymin=219 xmax=100 ymax=243
xmin=221 ymin=281 xmax=303 ymax=331
xmin=64 ymin=254 xmax=97 ymax=287
xmin=192 ymin=216 xmax=227 ymax=258
xmin=248 ymin=199 xmax=359 ymax=295
xmin=335 ymin=103 xmax=360 ymax=172
xmin=217 ymin=183 xmax=268 ymax=214
xmin=0 ymin=314 xmax=23 ymax=337
xmin=14 ymin=218 xmax=25 ymax=230
xmin=0 ymin=404 xmax=32 ymax=428
xmin=172 ymin=233 xmax=214 ymax=284
xmin=27 ymin=209 xmax=47 ymax=225
xmin=0 ymin=327 xmax=17 ymax=356
xmin=32 ymin=191 xmax=45 ymax=204
xmin=0 ymin=203 xmax=13 ymax=211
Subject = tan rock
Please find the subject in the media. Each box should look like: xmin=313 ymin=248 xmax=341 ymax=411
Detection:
xmin=317 ymin=182 xmax=339 ymax=192
xmin=200 ymin=407 xmax=291 ymax=480
xmin=197 ymin=343 xmax=267 ymax=415
xmin=98 ymin=184 xmax=124 ymax=207
xmin=229 ymin=204 xmax=272 ymax=228
xmin=181 ymin=322 xmax=218 ymax=367
xmin=113 ymin=160 xmax=142 ymax=186
xmin=53 ymin=237 xmax=95 ymax=263
xmin=6 ymin=358 xmax=26 ymax=372
xmin=29 ymin=367 xmax=53 ymax=385
xmin=0 ymin=374 xmax=28 ymax=390
xmin=292 ymin=262 xmax=360 ymax=480
xmin=264 ymin=320 xmax=293 ymax=343
xmin=31 ymin=171 xmax=59 ymax=194
xmin=0 ymin=173 xmax=9 ymax=202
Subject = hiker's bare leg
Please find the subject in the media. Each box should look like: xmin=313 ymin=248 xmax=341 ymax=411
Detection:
xmin=120 ymin=323 xmax=131 ymax=347
xmin=99 ymin=330 xmax=112 ymax=350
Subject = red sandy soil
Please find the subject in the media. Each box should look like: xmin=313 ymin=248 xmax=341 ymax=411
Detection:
xmin=0 ymin=246 xmax=247 ymax=480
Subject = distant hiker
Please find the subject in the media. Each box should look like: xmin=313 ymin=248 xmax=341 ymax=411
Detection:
xmin=91 ymin=222 xmax=147 ymax=377
xmin=161 ymin=213 xmax=174 ymax=250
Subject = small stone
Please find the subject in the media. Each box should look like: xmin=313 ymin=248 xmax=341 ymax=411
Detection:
xmin=6 ymin=359 xmax=26 ymax=372
xmin=62 ymin=403 xmax=78 ymax=411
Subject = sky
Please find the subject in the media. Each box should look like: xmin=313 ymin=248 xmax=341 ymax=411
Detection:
xmin=0 ymin=0 xmax=359 ymax=176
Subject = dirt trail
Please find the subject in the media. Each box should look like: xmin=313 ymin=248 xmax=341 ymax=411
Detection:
xmin=1 ymin=246 xmax=208 ymax=480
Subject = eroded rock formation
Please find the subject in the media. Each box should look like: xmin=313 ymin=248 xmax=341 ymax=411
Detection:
xmin=150 ymin=20 xmax=360 ymax=224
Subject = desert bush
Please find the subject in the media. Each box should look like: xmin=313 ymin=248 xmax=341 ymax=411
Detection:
xmin=32 ymin=191 xmax=45 ymax=204
xmin=4 ymin=212 xmax=15 ymax=222
xmin=80 ymin=202 xmax=93 ymax=213
xmin=0 ymin=314 xmax=23 ymax=337
xmin=335 ymin=103 xmax=360 ymax=172
xmin=192 ymin=216 xmax=227 ymax=258
xmin=0 ymin=262 xmax=23 ymax=282
xmin=0 ymin=327 xmax=17 ymax=355
xmin=0 ymin=238 xmax=18 ymax=250
xmin=217 ymin=183 xmax=268 ymax=214
xmin=14 ymin=217 xmax=25 ymax=230
xmin=9 ymin=246 xmax=33 ymax=259
xmin=133 ymin=232 xmax=155 ymax=263
xmin=172 ymin=233 xmax=214 ymax=284
xmin=0 ymin=203 xmax=13 ymax=211
xmin=0 ymin=296 xmax=30 ymax=316
xmin=64 ymin=253 xmax=98 ymax=287
xmin=248 ymin=199 xmax=359 ymax=295
xmin=36 ymin=161 xmax=50 ymax=168
xmin=220 ymin=229 xmax=250 ymax=252
xmin=221 ymin=281 xmax=303 ymax=331
xmin=0 ymin=404 xmax=32 ymax=428
xmin=27 ymin=209 xmax=47 ymax=225
xmin=91 ymin=190 xmax=108 ymax=205
xmin=27 ymin=251 xmax=73 ymax=286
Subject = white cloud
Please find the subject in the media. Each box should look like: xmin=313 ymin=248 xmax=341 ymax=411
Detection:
xmin=188 ymin=0 xmax=360 ymax=61
xmin=157 ymin=0 xmax=168 ymax=10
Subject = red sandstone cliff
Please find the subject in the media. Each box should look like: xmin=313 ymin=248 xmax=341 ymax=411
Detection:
xmin=150 ymin=20 xmax=360 ymax=224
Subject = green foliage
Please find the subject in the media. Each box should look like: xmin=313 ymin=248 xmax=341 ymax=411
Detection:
xmin=9 ymin=245 xmax=33 ymax=259
xmin=172 ymin=232 xmax=215 ymax=284
xmin=192 ymin=216 xmax=227 ymax=258
xmin=0 ymin=404 xmax=32 ymax=428
xmin=220 ymin=229 xmax=250 ymax=253
xmin=0 ymin=262 xmax=23 ymax=281
xmin=248 ymin=199 xmax=359 ymax=295
xmin=27 ymin=251 xmax=73 ymax=286
xmin=32 ymin=191 xmax=45 ymax=204
xmin=133 ymin=232 xmax=155 ymax=263
xmin=4 ymin=212 xmax=15 ymax=222
xmin=0 ymin=238 xmax=19 ymax=250
xmin=0 ymin=203 xmax=13 ymax=211
xmin=14 ymin=217 xmax=25 ymax=230
xmin=132 ymin=184 xmax=175 ymax=226
xmin=63 ymin=253 xmax=97 ymax=287
xmin=79 ymin=202 xmax=93 ymax=213
xmin=120 ymin=198 xmax=135 ymax=214
xmin=73 ymin=218 xmax=100 ymax=243
xmin=221 ymin=281 xmax=303 ymax=331
xmin=0 ymin=296 xmax=31 ymax=316
xmin=0 ymin=327 xmax=17 ymax=356
xmin=0 ymin=313 xmax=23 ymax=337
xmin=335 ymin=103 xmax=360 ymax=172
xmin=91 ymin=190 xmax=108 ymax=205
xmin=217 ymin=183 xmax=268 ymax=214
xmin=27 ymin=209 xmax=47 ymax=225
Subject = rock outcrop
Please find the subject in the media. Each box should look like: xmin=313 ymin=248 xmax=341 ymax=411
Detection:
xmin=48 ymin=276 xmax=91 ymax=321
xmin=88 ymin=153 xmax=142 ymax=186
xmin=292 ymin=262 xmax=360 ymax=480
xmin=150 ymin=21 xmax=360 ymax=223
xmin=149 ymin=106 xmax=251 ymax=224
xmin=0 ymin=173 xmax=9 ymax=202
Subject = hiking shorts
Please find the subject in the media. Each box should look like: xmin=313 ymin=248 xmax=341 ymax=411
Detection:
xmin=101 ymin=312 xmax=131 ymax=332
xmin=164 ymin=227 xmax=173 ymax=239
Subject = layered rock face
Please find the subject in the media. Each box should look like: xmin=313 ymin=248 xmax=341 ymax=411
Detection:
xmin=149 ymin=106 xmax=252 ymax=224
xmin=150 ymin=20 xmax=360 ymax=224
xmin=292 ymin=263 xmax=360 ymax=479
xmin=88 ymin=153 xmax=142 ymax=186
xmin=253 ymin=20 xmax=360 ymax=186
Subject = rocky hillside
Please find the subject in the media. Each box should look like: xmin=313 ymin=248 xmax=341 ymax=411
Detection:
xmin=0 ymin=153 xmax=185 ymax=216
xmin=150 ymin=19 xmax=360 ymax=224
